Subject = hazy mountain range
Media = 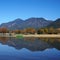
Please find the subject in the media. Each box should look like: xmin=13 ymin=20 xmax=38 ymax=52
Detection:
xmin=0 ymin=17 xmax=60 ymax=30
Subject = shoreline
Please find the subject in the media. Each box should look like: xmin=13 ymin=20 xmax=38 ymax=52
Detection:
xmin=0 ymin=34 xmax=60 ymax=38
xmin=22 ymin=34 xmax=60 ymax=38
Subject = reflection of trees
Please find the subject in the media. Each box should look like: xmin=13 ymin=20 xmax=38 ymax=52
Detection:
xmin=0 ymin=37 xmax=51 ymax=51
xmin=9 ymin=38 xmax=60 ymax=51
xmin=38 ymin=38 xmax=60 ymax=50
xmin=12 ymin=38 xmax=53 ymax=51
xmin=56 ymin=38 xmax=60 ymax=42
xmin=24 ymin=37 xmax=36 ymax=41
xmin=38 ymin=38 xmax=58 ymax=43
xmin=51 ymin=39 xmax=60 ymax=50
xmin=0 ymin=37 xmax=60 ymax=51
xmin=0 ymin=37 xmax=9 ymax=43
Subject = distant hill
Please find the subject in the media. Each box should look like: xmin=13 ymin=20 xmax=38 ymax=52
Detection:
xmin=0 ymin=18 xmax=24 ymax=30
xmin=47 ymin=18 xmax=60 ymax=28
xmin=0 ymin=17 xmax=52 ymax=30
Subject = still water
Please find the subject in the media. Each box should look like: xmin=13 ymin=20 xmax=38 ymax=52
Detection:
xmin=0 ymin=37 xmax=60 ymax=60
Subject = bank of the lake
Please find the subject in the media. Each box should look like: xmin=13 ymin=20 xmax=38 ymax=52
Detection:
xmin=16 ymin=34 xmax=60 ymax=38
xmin=0 ymin=33 xmax=60 ymax=38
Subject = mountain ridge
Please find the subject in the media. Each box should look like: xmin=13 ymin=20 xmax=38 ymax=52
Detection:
xmin=0 ymin=17 xmax=53 ymax=30
xmin=47 ymin=18 xmax=60 ymax=28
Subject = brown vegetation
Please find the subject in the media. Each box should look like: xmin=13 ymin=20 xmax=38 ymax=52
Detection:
xmin=0 ymin=27 xmax=60 ymax=34
xmin=0 ymin=28 xmax=9 ymax=33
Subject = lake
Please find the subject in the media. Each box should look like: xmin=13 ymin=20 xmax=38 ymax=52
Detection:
xmin=0 ymin=37 xmax=60 ymax=60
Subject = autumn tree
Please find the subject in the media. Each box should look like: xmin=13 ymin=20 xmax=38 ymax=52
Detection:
xmin=12 ymin=30 xmax=21 ymax=34
xmin=37 ymin=29 xmax=45 ymax=34
xmin=48 ymin=27 xmax=55 ymax=34
xmin=25 ymin=28 xmax=36 ymax=34
xmin=56 ymin=28 xmax=60 ymax=34
xmin=0 ymin=28 xmax=9 ymax=33
xmin=21 ymin=29 xmax=26 ymax=34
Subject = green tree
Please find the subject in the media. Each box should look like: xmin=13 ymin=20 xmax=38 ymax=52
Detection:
xmin=44 ymin=28 xmax=48 ymax=34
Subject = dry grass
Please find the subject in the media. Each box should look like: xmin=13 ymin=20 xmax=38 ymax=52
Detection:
xmin=23 ymin=34 xmax=60 ymax=38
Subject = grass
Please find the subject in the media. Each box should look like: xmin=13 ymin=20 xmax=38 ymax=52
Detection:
xmin=16 ymin=34 xmax=23 ymax=39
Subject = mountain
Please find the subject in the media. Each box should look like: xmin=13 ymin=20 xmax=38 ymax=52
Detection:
xmin=0 ymin=18 xmax=24 ymax=30
xmin=0 ymin=18 xmax=52 ymax=30
xmin=47 ymin=18 xmax=60 ymax=28
xmin=21 ymin=18 xmax=52 ymax=29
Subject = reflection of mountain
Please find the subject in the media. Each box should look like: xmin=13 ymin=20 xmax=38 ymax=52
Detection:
xmin=0 ymin=37 xmax=58 ymax=51
xmin=39 ymin=38 xmax=60 ymax=50
xmin=49 ymin=39 xmax=60 ymax=50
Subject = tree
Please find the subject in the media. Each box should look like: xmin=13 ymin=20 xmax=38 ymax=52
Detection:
xmin=37 ymin=29 xmax=45 ymax=34
xmin=0 ymin=28 xmax=9 ymax=33
xmin=48 ymin=27 xmax=55 ymax=34
xmin=25 ymin=28 xmax=36 ymax=34
xmin=56 ymin=28 xmax=60 ymax=34
xmin=21 ymin=29 xmax=26 ymax=34
xmin=12 ymin=30 xmax=21 ymax=34
xmin=44 ymin=28 xmax=48 ymax=34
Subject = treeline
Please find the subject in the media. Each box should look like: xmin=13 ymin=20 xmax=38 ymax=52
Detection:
xmin=0 ymin=27 xmax=60 ymax=34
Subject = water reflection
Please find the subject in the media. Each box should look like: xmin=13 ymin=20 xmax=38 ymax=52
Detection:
xmin=0 ymin=37 xmax=60 ymax=60
xmin=0 ymin=37 xmax=60 ymax=51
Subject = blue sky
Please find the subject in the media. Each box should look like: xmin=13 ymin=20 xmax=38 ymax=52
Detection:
xmin=0 ymin=0 xmax=60 ymax=24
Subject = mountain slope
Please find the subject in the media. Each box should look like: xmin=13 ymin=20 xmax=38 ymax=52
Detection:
xmin=0 ymin=18 xmax=52 ymax=30
xmin=47 ymin=18 xmax=60 ymax=28
xmin=0 ymin=18 xmax=24 ymax=30
xmin=21 ymin=18 xmax=52 ymax=29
